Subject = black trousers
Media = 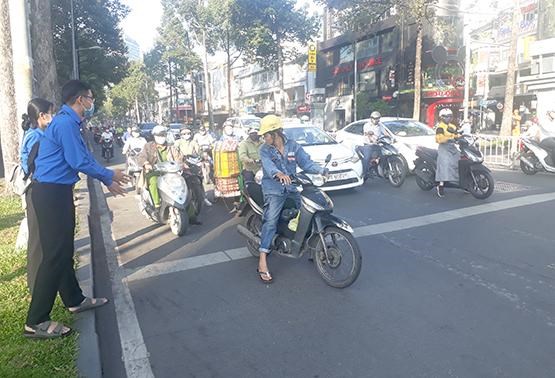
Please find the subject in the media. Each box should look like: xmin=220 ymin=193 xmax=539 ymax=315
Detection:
xmin=26 ymin=182 xmax=85 ymax=326
xmin=242 ymin=170 xmax=255 ymax=183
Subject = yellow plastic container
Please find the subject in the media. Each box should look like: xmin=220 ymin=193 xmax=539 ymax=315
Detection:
xmin=214 ymin=149 xmax=240 ymax=178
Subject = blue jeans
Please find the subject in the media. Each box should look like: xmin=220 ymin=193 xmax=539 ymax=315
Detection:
xmin=259 ymin=192 xmax=301 ymax=253
xmin=357 ymin=145 xmax=381 ymax=175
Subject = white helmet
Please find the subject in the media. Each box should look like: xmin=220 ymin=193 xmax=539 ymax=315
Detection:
xmin=439 ymin=108 xmax=453 ymax=118
xmin=152 ymin=125 xmax=167 ymax=136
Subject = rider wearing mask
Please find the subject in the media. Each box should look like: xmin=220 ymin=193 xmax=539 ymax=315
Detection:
xmin=257 ymin=115 xmax=327 ymax=283
xmin=20 ymin=98 xmax=54 ymax=175
xmin=220 ymin=122 xmax=238 ymax=142
xmin=526 ymin=110 xmax=555 ymax=165
xmin=101 ymin=127 xmax=113 ymax=141
xmin=435 ymin=108 xmax=459 ymax=197
xmin=122 ymin=126 xmax=132 ymax=143
xmin=194 ymin=125 xmax=215 ymax=151
xmin=176 ymin=126 xmax=201 ymax=156
xmin=138 ymin=125 xmax=184 ymax=208
xmin=122 ymin=126 xmax=147 ymax=155
xmin=357 ymin=111 xmax=385 ymax=177
xmin=238 ymin=128 xmax=262 ymax=182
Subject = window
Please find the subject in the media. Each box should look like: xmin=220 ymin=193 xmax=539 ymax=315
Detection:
xmin=380 ymin=31 xmax=395 ymax=54
xmin=543 ymin=55 xmax=555 ymax=74
xmin=339 ymin=45 xmax=354 ymax=64
xmin=357 ymin=36 xmax=379 ymax=59
xmin=346 ymin=121 xmax=365 ymax=135
xmin=359 ymin=71 xmax=378 ymax=97
xmin=323 ymin=51 xmax=333 ymax=66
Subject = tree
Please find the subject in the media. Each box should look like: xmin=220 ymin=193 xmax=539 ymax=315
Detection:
xmin=28 ymin=0 xmax=60 ymax=103
xmin=50 ymin=0 xmax=130 ymax=106
xmin=500 ymin=0 xmax=520 ymax=137
xmin=232 ymin=0 xmax=319 ymax=114
xmin=0 ymin=0 xmax=19 ymax=186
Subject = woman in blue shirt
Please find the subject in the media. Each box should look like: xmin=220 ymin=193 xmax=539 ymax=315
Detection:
xmin=20 ymin=98 xmax=54 ymax=174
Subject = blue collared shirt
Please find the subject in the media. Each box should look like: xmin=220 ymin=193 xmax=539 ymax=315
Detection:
xmin=259 ymin=137 xmax=323 ymax=195
xmin=20 ymin=127 xmax=44 ymax=174
xmin=34 ymin=105 xmax=114 ymax=186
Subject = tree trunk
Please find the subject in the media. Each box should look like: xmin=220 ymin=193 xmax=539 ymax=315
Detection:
xmin=226 ymin=29 xmax=232 ymax=118
xmin=28 ymin=0 xmax=60 ymax=104
xmin=277 ymin=34 xmax=285 ymax=116
xmin=500 ymin=0 xmax=520 ymax=137
xmin=0 ymin=0 xmax=20 ymax=188
xmin=202 ymin=30 xmax=214 ymax=128
xmin=412 ymin=22 xmax=423 ymax=121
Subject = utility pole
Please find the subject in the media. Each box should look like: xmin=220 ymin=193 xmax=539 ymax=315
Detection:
xmin=168 ymin=60 xmax=173 ymax=122
xmin=70 ymin=0 xmax=79 ymax=79
xmin=9 ymin=0 xmax=33 ymax=127
xmin=202 ymin=30 xmax=214 ymax=127
xmin=353 ymin=39 xmax=358 ymax=122
xmin=0 ymin=0 xmax=20 ymax=186
xmin=463 ymin=23 xmax=472 ymax=122
xmin=500 ymin=0 xmax=520 ymax=136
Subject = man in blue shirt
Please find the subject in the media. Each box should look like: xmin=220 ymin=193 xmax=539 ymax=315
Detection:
xmin=24 ymin=80 xmax=128 ymax=339
xmin=256 ymin=115 xmax=326 ymax=283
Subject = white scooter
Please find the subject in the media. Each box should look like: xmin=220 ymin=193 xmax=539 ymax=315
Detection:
xmin=126 ymin=147 xmax=143 ymax=192
xmin=518 ymin=137 xmax=555 ymax=175
xmin=139 ymin=161 xmax=190 ymax=236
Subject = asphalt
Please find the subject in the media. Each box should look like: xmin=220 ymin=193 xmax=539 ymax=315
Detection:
xmin=89 ymin=143 xmax=555 ymax=378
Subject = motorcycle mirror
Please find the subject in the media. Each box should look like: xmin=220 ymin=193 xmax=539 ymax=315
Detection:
xmin=325 ymin=154 xmax=332 ymax=164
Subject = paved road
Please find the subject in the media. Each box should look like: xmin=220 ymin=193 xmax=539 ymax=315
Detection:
xmin=91 ymin=144 xmax=555 ymax=378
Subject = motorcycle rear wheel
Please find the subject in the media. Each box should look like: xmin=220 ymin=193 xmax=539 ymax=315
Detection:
xmin=520 ymin=155 xmax=538 ymax=175
xmin=468 ymin=169 xmax=494 ymax=199
xmin=415 ymin=164 xmax=435 ymax=191
xmin=387 ymin=156 xmax=407 ymax=187
xmin=245 ymin=211 xmax=262 ymax=257
xmin=314 ymin=227 xmax=362 ymax=288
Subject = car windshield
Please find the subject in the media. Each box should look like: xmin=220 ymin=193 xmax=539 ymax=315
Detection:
xmin=170 ymin=124 xmax=182 ymax=130
xmin=140 ymin=123 xmax=156 ymax=131
xmin=242 ymin=119 xmax=260 ymax=128
xmin=284 ymin=127 xmax=336 ymax=146
xmin=383 ymin=120 xmax=434 ymax=137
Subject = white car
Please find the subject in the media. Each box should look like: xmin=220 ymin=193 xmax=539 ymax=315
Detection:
xmin=335 ymin=117 xmax=438 ymax=171
xmin=226 ymin=116 xmax=261 ymax=140
xmin=282 ymin=122 xmax=364 ymax=191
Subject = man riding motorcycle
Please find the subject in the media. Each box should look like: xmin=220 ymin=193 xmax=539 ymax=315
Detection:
xmin=175 ymin=127 xmax=201 ymax=156
xmin=357 ymin=111 xmax=386 ymax=177
xmin=435 ymin=108 xmax=459 ymax=197
xmin=257 ymin=115 xmax=327 ymax=283
xmin=238 ymin=127 xmax=262 ymax=183
xmin=122 ymin=126 xmax=147 ymax=155
xmin=138 ymin=125 xmax=185 ymax=209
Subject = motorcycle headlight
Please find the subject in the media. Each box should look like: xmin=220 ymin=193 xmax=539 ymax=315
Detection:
xmin=311 ymin=174 xmax=326 ymax=187
xmin=349 ymin=154 xmax=360 ymax=163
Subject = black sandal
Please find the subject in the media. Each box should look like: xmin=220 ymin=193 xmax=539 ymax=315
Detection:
xmin=68 ymin=297 xmax=109 ymax=314
xmin=24 ymin=321 xmax=73 ymax=339
xmin=257 ymin=269 xmax=273 ymax=284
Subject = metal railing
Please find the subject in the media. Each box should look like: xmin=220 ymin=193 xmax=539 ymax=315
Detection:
xmin=475 ymin=134 xmax=519 ymax=169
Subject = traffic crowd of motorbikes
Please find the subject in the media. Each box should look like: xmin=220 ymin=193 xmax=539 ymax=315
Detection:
xmin=90 ymin=108 xmax=554 ymax=289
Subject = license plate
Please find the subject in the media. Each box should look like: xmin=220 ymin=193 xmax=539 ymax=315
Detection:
xmin=328 ymin=172 xmax=349 ymax=181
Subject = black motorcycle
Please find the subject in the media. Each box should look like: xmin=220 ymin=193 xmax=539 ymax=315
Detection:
xmin=361 ymin=136 xmax=407 ymax=187
xmin=414 ymin=136 xmax=494 ymax=199
xmin=115 ymin=133 xmax=124 ymax=147
xmin=101 ymin=137 xmax=114 ymax=162
xmin=183 ymin=155 xmax=206 ymax=222
xmin=237 ymin=154 xmax=362 ymax=288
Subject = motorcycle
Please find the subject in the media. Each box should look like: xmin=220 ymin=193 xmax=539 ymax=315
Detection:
xmin=101 ymin=137 xmax=114 ymax=162
xmin=126 ymin=147 xmax=143 ymax=192
xmin=517 ymin=137 xmax=555 ymax=175
xmin=93 ymin=130 xmax=102 ymax=144
xmin=115 ymin=133 xmax=124 ymax=148
xmin=139 ymin=161 xmax=190 ymax=237
xmin=182 ymin=155 xmax=206 ymax=222
xmin=361 ymin=136 xmax=407 ymax=187
xmin=414 ymin=136 xmax=495 ymax=199
xmin=237 ymin=154 xmax=362 ymax=288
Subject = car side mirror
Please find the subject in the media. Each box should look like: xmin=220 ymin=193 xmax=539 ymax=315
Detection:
xmin=325 ymin=154 xmax=332 ymax=164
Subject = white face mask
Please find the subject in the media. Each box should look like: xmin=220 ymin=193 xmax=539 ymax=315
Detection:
xmin=154 ymin=136 xmax=166 ymax=145
xmin=132 ymin=132 xmax=140 ymax=138
xmin=224 ymin=128 xmax=234 ymax=136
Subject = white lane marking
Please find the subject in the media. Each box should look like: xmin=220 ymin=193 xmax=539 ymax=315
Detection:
xmin=126 ymin=192 xmax=555 ymax=283
xmin=94 ymin=181 xmax=154 ymax=378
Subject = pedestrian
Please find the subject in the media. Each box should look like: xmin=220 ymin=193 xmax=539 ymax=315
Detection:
xmin=20 ymin=98 xmax=54 ymax=175
xmin=435 ymin=108 xmax=460 ymax=197
xmin=238 ymin=127 xmax=262 ymax=182
xmin=24 ymin=80 xmax=129 ymax=339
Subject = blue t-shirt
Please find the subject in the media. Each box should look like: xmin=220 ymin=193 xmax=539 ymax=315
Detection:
xmin=20 ymin=128 xmax=44 ymax=174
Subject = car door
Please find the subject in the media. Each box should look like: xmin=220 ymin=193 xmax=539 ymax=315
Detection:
xmin=339 ymin=121 xmax=366 ymax=148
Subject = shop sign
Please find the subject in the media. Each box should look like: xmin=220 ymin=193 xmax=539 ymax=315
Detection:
xmin=308 ymin=43 xmax=317 ymax=72
xmin=423 ymin=88 xmax=464 ymax=99
xmin=331 ymin=56 xmax=383 ymax=77
xmin=297 ymin=104 xmax=311 ymax=113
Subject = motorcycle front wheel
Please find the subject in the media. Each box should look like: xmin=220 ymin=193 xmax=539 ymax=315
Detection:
xmin=245 ymin=210 xmax=262 ymax=257
xmin=169 ymin=206 xmax=189 ymax=236
xmin=469 ymin=169 xmax=495 ymax=199
xmin=314 ymin=227 xmax=362 ymax=288
xmin=387 ymin=156 xmax=407 ymax=187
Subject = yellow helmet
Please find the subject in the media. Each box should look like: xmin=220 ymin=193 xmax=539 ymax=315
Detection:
xmin=258 ymin=115 xmax=283 ymax=136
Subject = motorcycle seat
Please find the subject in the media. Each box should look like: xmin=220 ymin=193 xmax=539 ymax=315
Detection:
xmin=416 ymin=146 xmax=438 ymax=160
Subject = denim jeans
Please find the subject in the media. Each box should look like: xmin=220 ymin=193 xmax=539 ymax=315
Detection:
xmin=259 ymin=192 xmax=301 ymax=253
xmin=356 ymin=145 xmax=381 ymax=175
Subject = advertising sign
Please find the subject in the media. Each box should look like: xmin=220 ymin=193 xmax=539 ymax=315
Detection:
xmin=308 ymin=42 xmax=317 ymax=72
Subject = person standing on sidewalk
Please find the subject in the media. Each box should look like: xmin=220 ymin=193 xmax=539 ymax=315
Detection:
xmin=24 ymin=80 xmax=129 ymax=339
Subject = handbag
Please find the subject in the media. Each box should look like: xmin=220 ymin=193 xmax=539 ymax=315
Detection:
xmin=9 ymin=164 xmax=31 ymax=196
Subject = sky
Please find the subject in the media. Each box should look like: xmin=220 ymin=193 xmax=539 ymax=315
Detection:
xmin=121 ymin=0 xmax=320 ymax=54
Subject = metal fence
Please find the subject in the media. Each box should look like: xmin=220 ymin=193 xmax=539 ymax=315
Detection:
xmin=475 ymin=134 xmax=519 ymax=169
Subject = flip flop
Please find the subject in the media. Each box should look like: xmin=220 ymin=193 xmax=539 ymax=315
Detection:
xmin=257 ymin=269 xmax=273 ymax=284
xmin=24 ymin=321 xmax=73 ymax=339
xmin=68 ymin=297 xmax=109 ymax=314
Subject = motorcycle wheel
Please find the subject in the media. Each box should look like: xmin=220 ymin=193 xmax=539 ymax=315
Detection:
xmin=414 ymin=164 xmax=435 ymax=191
xmin=187 ymin=177 xmax=205 ymax=218
xmin=169 ymin=206 xmax=189 ymax=236
xmin=387 ymin=156 xmax=407 ymax=187
xmin=314 ymin=227 xmax=362 ymax=288
xmin=468 ymin=169 xmax=494 ymax=200
xmin=520 ymin=154 xmax=538 ymax=175
xmin=245 ymin=211 xmax=262 ymax=257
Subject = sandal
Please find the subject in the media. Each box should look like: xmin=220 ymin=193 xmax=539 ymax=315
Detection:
xmin=24 ymin=321 xmax=73 ymax=339
xmin=257 ymin=269 xmax=273 ymax=284
xmin=68 ymin=297 xmax=109 ymax=314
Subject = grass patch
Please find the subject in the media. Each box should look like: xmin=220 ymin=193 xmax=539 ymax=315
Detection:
xmin=0 ymin=195 xmax=78 ymax=377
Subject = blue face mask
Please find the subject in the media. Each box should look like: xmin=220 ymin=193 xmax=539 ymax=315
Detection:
xmin=84 ymin=102 xmax=95 ymax=118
